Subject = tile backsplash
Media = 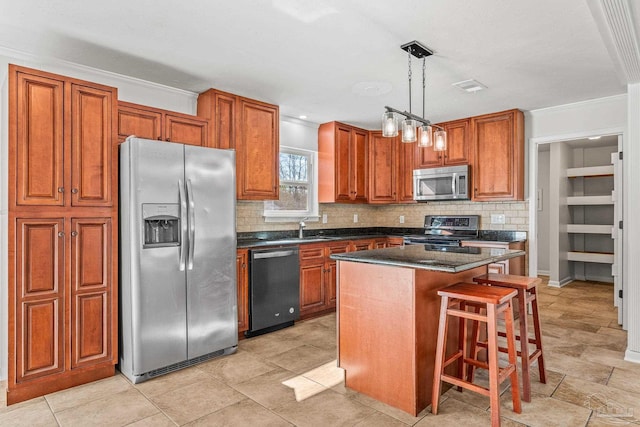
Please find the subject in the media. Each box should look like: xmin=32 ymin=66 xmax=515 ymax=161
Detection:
xmin=237 ymin=200 xmax=529 ymax=233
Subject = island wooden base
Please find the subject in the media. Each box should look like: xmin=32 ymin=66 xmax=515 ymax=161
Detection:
xmin=337 ymin=261 xmax=487 ymax=416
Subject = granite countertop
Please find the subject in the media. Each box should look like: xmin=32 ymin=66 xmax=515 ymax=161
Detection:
xmin=237 ymin=227 xmax=526 ymax=248
xmin=330 ymin=245 xmax=525 ymax=273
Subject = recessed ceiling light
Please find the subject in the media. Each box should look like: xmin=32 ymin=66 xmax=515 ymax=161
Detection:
xmin=452 ymin=79 xmax=487 ymax=93
xmin=588 ymin=136 xmax=602 ymax=140
xmin=299 ymin=115 xmax=307 ymax=120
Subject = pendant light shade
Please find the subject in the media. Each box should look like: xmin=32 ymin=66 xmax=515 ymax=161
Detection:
xmin=401 ymin=119 xmax=417 ymax=143
xmin=418 ymin=125 xmax=433 ymax=147
xmin=382 ymin=111 xmax=398 ymax=137
xmin=433 ymin=129 xmax=447 ymax=151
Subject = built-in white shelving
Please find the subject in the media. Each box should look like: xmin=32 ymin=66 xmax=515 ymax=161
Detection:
xmin=566 ymin=224 xmax=613 ymax=235
xmin=566 ymin=165 xmax=614 ymax=177
xmin=566 ymin=195 xmax=613 ymax=205
xmin=567 ymin=251 xmax=615 ymax=264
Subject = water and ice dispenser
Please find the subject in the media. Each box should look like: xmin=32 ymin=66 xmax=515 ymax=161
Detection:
xmin=142 ymin=204 xmax=180 ymax=248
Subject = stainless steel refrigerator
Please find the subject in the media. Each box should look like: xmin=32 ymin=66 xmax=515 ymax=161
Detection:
xmin=119 ymin=137 xmax=237 ymax=384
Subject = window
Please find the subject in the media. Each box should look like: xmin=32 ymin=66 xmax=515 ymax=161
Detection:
xmin=264 ymin=146 xmax=318 ymax=221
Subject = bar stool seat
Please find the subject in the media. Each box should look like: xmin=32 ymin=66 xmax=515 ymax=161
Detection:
xmin=472 ymin=273 xmax=546 ymax=402
xmin=432 ymin=282 xmax=521 ymax=427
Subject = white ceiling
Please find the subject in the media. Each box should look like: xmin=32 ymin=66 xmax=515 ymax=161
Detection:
xmin=0 ymin=0 xmax=638 ymax=129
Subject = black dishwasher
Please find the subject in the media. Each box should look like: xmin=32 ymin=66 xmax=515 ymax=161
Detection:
xmin=247 ymin=247 xmax=300 ymax=337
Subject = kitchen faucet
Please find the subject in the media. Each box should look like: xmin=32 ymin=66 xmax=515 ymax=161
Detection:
xmin=298 ymin=219 xmax=307 ymax=238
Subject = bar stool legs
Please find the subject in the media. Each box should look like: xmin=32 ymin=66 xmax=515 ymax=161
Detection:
xmin=432 ymin=283 xmax=521 ymax=427
xmin=473 ymin=274 xmax=547 ymax=402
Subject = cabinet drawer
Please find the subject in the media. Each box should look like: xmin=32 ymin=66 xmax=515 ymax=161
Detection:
xmin=327 ymin=244 xmax=349 ymax=255
xmin=300 ymin=247 xmax=325 ymax=261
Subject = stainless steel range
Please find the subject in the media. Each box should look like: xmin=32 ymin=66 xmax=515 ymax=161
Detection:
xmin=404 ymin=215 xmax=479 ymax=248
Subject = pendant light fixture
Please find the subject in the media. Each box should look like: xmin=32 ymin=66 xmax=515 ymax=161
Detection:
xmin=381 ymin=41 xmax=446 ymax=148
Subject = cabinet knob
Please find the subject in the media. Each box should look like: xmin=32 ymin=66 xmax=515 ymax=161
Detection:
xmin=58 ymin=187 xmax=64 ymax=193
xmin=242 ymin=263 xmax=246 ymax=269
xmin=71 ymin=188 xmax=78 ymax=194
xmin=58 ymin=232 xmax=64 ymax=237
xmin=71 ymin=231 xmax=78 ymax=237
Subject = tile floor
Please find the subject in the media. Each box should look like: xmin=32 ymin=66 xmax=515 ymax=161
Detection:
xmin=1 ymin=278 xmax=639 ymax=426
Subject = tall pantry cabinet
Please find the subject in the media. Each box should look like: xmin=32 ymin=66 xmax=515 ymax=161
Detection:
xmin=6 ymin=65 xmax=118 ymax=404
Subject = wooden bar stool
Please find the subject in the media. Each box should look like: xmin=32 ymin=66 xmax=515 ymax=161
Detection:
xmin=472 ymin=274 xmax=546 ymax=402
xmin=432 ymin=282 xmax=521 ymax=427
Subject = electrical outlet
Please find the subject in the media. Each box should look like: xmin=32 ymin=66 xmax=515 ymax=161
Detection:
xmin=322 ymin=213 xmax=328 ymax=224
xmin=399 ymin=215 xmax=405 ymax=224
xmin=491 ymin=214 xmax=506 ymax=224
xmin=353 ymin=214 xmax=358 ymax=223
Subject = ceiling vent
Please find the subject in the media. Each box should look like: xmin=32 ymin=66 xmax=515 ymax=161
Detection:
xmin=452 ymin=79 xmax=487 ymax=93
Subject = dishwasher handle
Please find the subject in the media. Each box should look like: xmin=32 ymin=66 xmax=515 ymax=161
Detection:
xmin=253 ymin=250 xmax=296 ymax=259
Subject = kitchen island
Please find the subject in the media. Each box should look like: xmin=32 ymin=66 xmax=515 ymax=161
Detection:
xmin=331 ymin=245 xmax=525 ymax=416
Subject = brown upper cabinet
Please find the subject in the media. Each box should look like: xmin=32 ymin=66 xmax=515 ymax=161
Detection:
xmin=318 ymin=121 xmax=368 ymax=203
xmin=117 ymin=101 xmax=209 ymax=146
xmin=470 ymin=109 xmax=524 ymax=201
xmin=197 ymin=89 xmax=279 ymax=200
xmin=368 ymin=131 xmax=416 ymax=204
xmin=13 ymin=67 xmax=115 ymax=208
xmin=415 ymin=118 xmax=470 ymax=169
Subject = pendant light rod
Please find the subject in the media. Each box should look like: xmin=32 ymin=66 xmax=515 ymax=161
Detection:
xmin=383 ymin=106 xmax=444 ymax=130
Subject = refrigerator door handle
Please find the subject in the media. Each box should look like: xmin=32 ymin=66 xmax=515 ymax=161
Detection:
xmin=186 ymin=179 xmax=195 ymax=270
xmin=178 ymin=179 xmax=187 ymax=271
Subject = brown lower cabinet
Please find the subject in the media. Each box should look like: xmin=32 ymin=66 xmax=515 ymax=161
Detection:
xmin=299 ymin=238 xmax=391 ymax=319
xmin=236 ymin=249 xmax=249 ymax=334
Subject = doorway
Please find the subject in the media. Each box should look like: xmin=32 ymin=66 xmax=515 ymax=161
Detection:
xmin=533 ymin=134 xmax=625 ymax=328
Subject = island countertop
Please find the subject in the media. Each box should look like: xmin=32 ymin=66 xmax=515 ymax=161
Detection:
xmin=330 ymin=245 xmax=525 ymax=273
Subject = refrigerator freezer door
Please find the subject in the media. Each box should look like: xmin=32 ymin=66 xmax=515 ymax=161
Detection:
xmin=184 ymin=145 xmax=238 ymax=359
xmin=128 ymin=139 xmax=188 ymax=374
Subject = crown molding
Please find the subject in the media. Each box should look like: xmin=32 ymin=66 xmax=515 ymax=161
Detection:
xmin=588 ymin=0 xmax=640 ymax=83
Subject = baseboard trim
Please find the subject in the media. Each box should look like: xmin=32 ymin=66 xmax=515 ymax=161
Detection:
xmin=548 ymin=276 xmax=573 ymax=288
xmin=624 ymin=349 xmax=640 ymax=364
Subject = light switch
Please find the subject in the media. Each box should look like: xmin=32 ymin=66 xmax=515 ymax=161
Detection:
xmin=322 ymin=214 xmax=328 ymax=224
xmin=399 ymin=215 xmax=405 ymax=224
xmin=353 ymin=214 xmax=358 ymax=223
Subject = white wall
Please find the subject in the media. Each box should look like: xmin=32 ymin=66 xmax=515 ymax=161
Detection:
xmin=549 ymin=142 xmax=573 ymax=286
xmin=280 ymin=116 xmax=319 ymax=151
xmin=0 ymin=69 xmax=8 ymax=382
xmin=536 ymin=150 xmax=550 ymax=274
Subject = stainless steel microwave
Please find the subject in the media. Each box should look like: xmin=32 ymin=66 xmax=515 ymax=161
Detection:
xmin=413 ymin=165 xmax=470 ymax=201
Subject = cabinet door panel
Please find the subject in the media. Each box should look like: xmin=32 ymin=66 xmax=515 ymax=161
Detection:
xmin=16 ymin=219 xmax=65 ymax=381
xmin=73 ymin=293 xmax=109 ymax=367
xmin=300 ymin=263 xmax=325 ymax=313
xmin=117 ymin=105 xmax=162 ymax=142
xmin=472 ymin=110 xmax=523 ymax=201
xmin=335 ymin=126 xmax=352 ymax=201
xmin=415 ymin=144 xmax=442 ymax=168
xmin=443 ymin=119 xmax=470 ymax=166
xmin=236 ymin=250 xmax=249 ymax=333
xmin=165 ymin=114 xmax=208 ymax=146
xmin=352 ymin=129 xmax=368 ymax=201
xmin=369 ymin=132 xmax=396 ymax=203
xmin=213 ymin=93 xmax=236 ymax=149
xmin=71 ymin=218 xmax=112 ymax=368
xmin=71 ymin=84 xmax=113 ymax=207
xmin=15 ymin=72 xmax=65 ymax=206
xmin=237 ymin=100 xmax=279 ymax=199
xmin=397 ymin=141 xmax=415 ymax=202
